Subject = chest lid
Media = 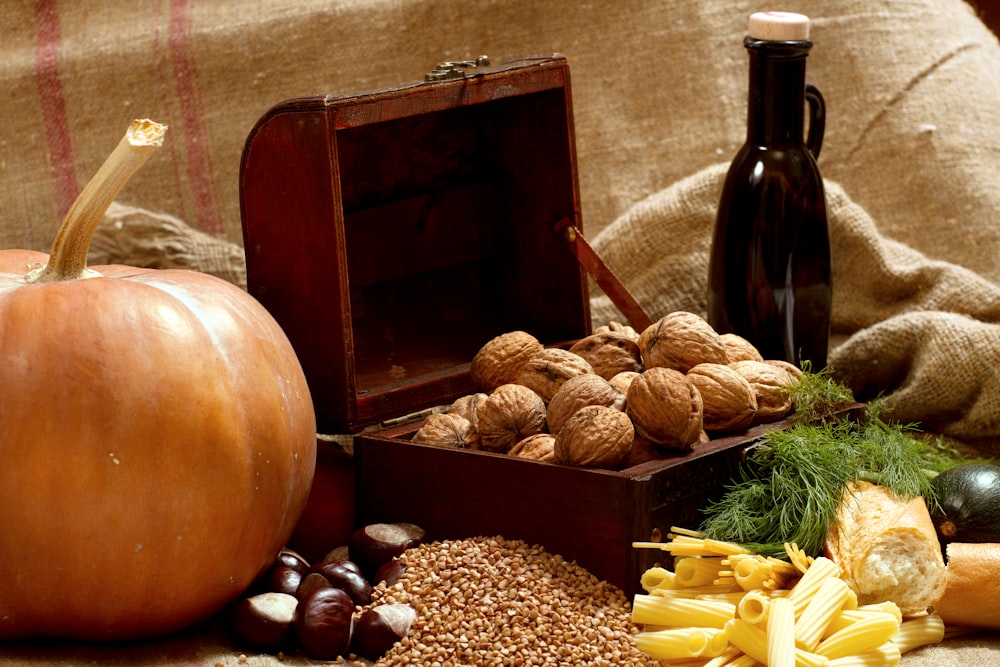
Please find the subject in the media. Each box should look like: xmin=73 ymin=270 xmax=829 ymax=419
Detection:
xmin=240 ymin=55 xmax=593 ymax=434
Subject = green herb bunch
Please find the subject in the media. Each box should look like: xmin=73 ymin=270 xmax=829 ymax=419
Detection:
xmin=698 ymin=370 xmax=972 ymax=559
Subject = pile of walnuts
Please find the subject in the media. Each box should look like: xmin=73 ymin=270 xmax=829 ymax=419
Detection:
xmin=411 ymin=311 xmax=802 ymax=471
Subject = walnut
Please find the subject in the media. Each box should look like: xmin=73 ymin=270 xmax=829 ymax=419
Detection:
xmin=514 ymin=347 xmax=593 ymax=404
xmin=475 ymin=383 xmax=548 ymax=453
xmin=686 ymin=363 xmax=758 ymax=433
xmin=593 ymin=320 xmax=640 ymax=342
xmin=618 ymin=435 xmax=664 ymax=469
xmin=470 ymin=331 xmax=543 ymax=392
xmin=553 ymin=405 xmax=634 ymax=469
xmin=625 ymin=366 xmax=704 ymax=451
xmin=719 ymin=333 xmax=764 ymax=363
xmin=638 ymin=311 xmax=729 ymax=372
xmin=447 ymin=392 xmax=488 ymax=448
xmin=411 ymin=413 xmax=478 ymax=449
xmin=568 ymin=332 xmax=644 ymax=380
xmin=546 ymin=374 xmax=626 ymax=435
xmin=764 ymin=358 xmax=804 ymax=381
xmin=508 ymin=433 xmax=557 ymax=462
xmin=730 ymin=360 xmax=795 ymax=424
xmin=608 ymin=370 xmax=641 ymax=395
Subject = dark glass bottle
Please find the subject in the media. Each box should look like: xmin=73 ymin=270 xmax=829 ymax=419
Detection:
xmin=707 ymin=12 xmax=832 ymax=369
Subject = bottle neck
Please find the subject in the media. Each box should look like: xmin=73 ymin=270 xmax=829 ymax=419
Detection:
xmin=744 ymin=37 xmax=812 ymax=147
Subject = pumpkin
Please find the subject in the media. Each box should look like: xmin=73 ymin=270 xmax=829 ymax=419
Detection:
xmin=0 ymin=120 xmax=317 ymax=640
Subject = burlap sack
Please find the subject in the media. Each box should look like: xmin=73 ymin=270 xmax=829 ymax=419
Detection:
xmin=590 ymin=163 xmax=1000 ymax=449
xmin=89 ymin=202 xmax=247 ymax=289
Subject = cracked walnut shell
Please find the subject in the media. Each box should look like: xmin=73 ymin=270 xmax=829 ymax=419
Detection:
xmin=412 ymin=413 xmax=478 ymax=449
xmin=686 ymin=363 xmax=758 ymax=433
xmin=568 ymin=331 xmax=644 ymax=380
xmin=554 ymin=405 xmax=634 ymax=469
xmin=470 ymin=331 xmax=543 ymax=392
xmin=514 ymin=347 xmax=593 ymax=404
xmin=546 ymin=373 xmax=626 ymax=435
xmin=625 ymin=366 xmax=704 ymax=451
xmin=475 ymin=383 xmax=548 ymax=453
xmin=638 ymin=311 xmax=729 ymax=372
xmin=730 ymin=360 xmax=795 ymax=424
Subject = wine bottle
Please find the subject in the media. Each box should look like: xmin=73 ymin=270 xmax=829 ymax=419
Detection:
xmin=707 ymin=11 xmax=832 ymax=369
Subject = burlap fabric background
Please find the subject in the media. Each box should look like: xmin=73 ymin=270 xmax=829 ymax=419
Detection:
xmin=3 ymin=0 xmax=1000 ymax=664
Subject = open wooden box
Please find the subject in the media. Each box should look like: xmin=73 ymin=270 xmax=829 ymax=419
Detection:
xmin=240 ymin=55 xmax=769 ymax=597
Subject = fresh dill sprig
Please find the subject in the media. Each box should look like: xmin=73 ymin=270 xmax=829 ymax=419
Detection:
xmin=786 ymin=362 xmax=856 ymax=423
xmin=697 ymin=409 xmax=970 ymax=559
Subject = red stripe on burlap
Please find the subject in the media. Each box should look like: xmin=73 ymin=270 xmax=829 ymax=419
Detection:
xmin=33 ymin=0 xmax=79 ymax=219
xmin=168 ymin=0 xmax=222 ymax=235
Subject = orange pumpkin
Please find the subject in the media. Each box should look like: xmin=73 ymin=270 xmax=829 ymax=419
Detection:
xmin=0 ymin=120 xmax=316 ymax=640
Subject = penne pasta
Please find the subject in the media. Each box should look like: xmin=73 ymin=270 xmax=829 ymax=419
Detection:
xmin=827 ymin=641 xmax=901 ymax=667
xmin=794 ymin=577 xmax=854 ymax=650
xmin=737 ymin=589 xmax=770 ymax=625
xmin=702 ymin=646 xmax=743 ymax=667
xmin=787 ymin=557 xmax=842 ymax=616
xmin=652 ymin=582 xmax=745 ymax=598
xmin=730 ymin=555 xmax=775 ymax=591
xmin=766 ymin=597 xmax=796 ymax=667
xmin=632 ymin=594 xmax=736 ymax=629
xmin=676 ymin=557 xmax=730 ymax=587
xmin=719 ymin=654 xmax=760 ymax=667
xmin=891 ymin=614 xmax=945 ymax=654
xmin=633 ymin=627 xmax=728 ymax=661
xmin=640 ymin=566 xmax=675 ymax=592
xmin=816 ymin=612 xmax=900 ymax=660
xmin=630 ymin=529 xmax=944 ymax=667
xmin=725 ymin=618 xmax=768 ymax=664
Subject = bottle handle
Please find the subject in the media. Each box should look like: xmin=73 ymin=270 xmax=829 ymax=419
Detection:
xmin=805 ymin=83 xmax=825 ymax=159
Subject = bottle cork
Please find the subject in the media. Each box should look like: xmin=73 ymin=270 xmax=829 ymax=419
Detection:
xmin=748 ymin=11 xmax=810 ymax=41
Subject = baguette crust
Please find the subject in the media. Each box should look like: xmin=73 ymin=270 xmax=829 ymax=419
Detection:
xmin=936 ymin=542 xmax=1000 ymax=629
xmin=824 ymin=481 xmax=946 ymax=615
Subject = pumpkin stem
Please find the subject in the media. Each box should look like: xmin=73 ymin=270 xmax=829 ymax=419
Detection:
xmin=29 ymin=119 xmax=167 ymax=283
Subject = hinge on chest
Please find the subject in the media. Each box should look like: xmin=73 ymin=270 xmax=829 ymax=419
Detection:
xmin=425 ymin=55 xmax=491 ymax=81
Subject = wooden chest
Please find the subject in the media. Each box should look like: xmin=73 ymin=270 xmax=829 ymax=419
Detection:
xmin=239 ymin=55 xmax=770 ymax=598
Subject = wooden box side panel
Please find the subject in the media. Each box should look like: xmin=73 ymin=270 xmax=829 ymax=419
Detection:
xmin=241 ymin=107 xmax=353 ymax=432
xmin=355 ymin=433 xmax=634 ymax=591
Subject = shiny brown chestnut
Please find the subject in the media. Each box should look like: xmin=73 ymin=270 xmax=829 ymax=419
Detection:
xmin=352 ymin=603 xmax=417 ymax=661
xmin=312 ymin=559 xmax=373 ymax=606
xmin=348 ymin=522 xmax=425 ymax=579
xmin=230 ymin=591 xmax=299 ymax=653
xmin=294 ymin=587 xmax=356 ymax=660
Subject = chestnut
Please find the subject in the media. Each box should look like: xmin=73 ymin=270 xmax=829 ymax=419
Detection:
xmin=296 ymin=571 xmax=334 ymax=599
xmin=349 ymin=522 xmax=425 ymax=579
xmin=275 ymin=547 xmax=311 ymax=574
xmin=295 ymin=587 xmax=356 ymax=660
xmin=230 ymin=591 xmax=299 ymax=653
xmin=373 ymin=558 xmax=406 ymax=587
xmin=312 ymin=559 xmax=373 ymax=606
xmin=352 ymin=603 xmax=417 ymax=660
xmin=267 ymin=565 xmax=303 ymax=596
xmin=321 ymin=545 xmax=351 ymax=564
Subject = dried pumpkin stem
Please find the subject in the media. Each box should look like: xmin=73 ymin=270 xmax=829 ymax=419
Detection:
xmin=30 ymin=119 xmax=167 ymax=283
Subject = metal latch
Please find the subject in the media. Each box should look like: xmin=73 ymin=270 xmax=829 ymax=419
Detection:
xmin=425 ymin=55 xmax=491 ymax=81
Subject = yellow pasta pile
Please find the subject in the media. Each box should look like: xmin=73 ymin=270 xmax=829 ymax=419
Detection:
xmin=630 ymin=528 xmax=944 ymax=666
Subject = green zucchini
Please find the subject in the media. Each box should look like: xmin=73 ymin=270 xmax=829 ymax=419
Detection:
xmin=930 ymin=463 xmax=1000 ymax=544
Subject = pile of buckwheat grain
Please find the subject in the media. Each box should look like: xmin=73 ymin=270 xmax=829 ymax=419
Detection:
xmin=370 ymin=536 xmax=659 ymax=666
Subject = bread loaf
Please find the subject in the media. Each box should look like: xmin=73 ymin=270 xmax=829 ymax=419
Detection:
xmin=824 ymin=481 xmax=947 ymax=615
xmin=935 ymin=542 xmax=1000 ymax=629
